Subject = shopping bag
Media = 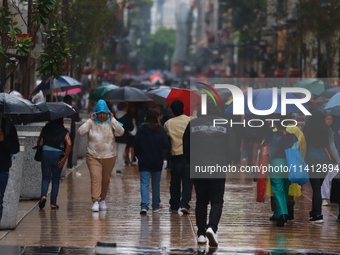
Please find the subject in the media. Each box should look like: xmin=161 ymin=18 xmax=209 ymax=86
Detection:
xmin=257 ymin=143 xmax=269 ymax=202
xmin=330 ymin=172 xmax=340 ymax=204
xmin=286 ymin=141 xmax=309 ymax=185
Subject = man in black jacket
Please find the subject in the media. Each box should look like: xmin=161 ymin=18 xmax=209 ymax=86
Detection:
xmin=0 ymin=117 xmax=20 ymax=221
xmin=183 ymin=97 xmax=236 ymax=247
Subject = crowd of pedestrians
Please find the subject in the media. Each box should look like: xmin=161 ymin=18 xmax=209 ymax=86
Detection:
xmin=4 ymin=87 xmax=340 ymax=249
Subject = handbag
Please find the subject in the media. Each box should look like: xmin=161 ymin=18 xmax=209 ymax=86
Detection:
xmin=285 ymin=137 xmax=309 ymax=186
xmin=33 ymin=146 xmax=43 ymax=162
xmin=330 ymin=171 xmax=340 ymax=204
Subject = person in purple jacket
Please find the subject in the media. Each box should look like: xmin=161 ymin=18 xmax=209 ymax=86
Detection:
xmin=134 ymin=109 xmax=171 ymax=214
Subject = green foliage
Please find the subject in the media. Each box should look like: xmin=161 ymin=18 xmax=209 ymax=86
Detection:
xmin=220 ymin=0 xmax=266 ymax=42
xmin=65 ymin=0 xmax=118 ymax=76
xmin=37 ymin=21 xmax=71 ymax=79
xmin=0 ymin=7 xmax=34 ymax=70
xmin=31 ymin=0 xmax=57 ymax=26
xmin=296 ymin=0 xmax=340 ymax=38
xmin=295 ymin=0 xmax=340 ymax=76
xmin=144 ymin=27 xmax=176 ymax=70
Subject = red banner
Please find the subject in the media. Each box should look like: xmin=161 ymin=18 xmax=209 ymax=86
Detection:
xmin=6 ymin=33 xmax=33 ymax=49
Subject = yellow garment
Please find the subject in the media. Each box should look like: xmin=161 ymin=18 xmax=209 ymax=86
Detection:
xmin=164 ymin=114 xmax=191 ymax=156
xmin=286 ymin=124 xmax=307 ymax=159
xmin=266 ymin=178 xmax=301 ymax=197
xmin=265 ymin=124 xmax=306 ymax=197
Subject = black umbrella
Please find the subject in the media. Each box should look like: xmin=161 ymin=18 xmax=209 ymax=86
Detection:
xmin=101 ymin=87 xmax=153 ymax=102
xmin=0 ymin=93 xmax=37 ymax=114
xmin=19 ymin=102 xmax=76 ymax=124
xmin=130 ymin=83 xmax=157 ymax=92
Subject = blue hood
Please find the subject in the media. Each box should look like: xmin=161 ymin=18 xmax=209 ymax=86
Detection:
xmin=93 ymin=99 xmax=110 ymax=124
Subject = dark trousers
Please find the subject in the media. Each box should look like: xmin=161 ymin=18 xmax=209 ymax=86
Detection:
xmin=67 ymin=132 xmax=75 ymax=168
xmin=310 ymin=177 xmax=326 ymax=216
xmin=194 ymin=179 xmax=225 ymax=236
xmin=0 ymin=172 xmax=9 ymax=222
xmin=169 ymin=155 xmax=193 ymax=210
xmin=307 ymin=159 xmax=329 ymax=216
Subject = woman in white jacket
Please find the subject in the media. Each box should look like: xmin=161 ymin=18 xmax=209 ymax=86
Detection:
xmin=78 ymin=100 xmax=124 ymax=211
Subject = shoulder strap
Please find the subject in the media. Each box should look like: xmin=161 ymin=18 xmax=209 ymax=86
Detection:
xmin=324 ymin=146 xmax=332 ymax=161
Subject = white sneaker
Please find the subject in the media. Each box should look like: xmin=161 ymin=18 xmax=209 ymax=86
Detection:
xmin=92 ymin=202 xmax=99 ymax=212
xmin=180 ymin=208 xmax=190 ymax=214
xmin=206 ymin=227 xmax=218 ymax=247
xmin=197 ymin=235 xmax=207 ymax=244
xmin=322 ymin=199 xmax=330 ymax=206
xmin=99 ymin=200 xmax=107 ymax=211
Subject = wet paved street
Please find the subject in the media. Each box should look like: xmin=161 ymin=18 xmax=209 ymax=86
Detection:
xmin=0 ymin=160 xmax=339 ymax=254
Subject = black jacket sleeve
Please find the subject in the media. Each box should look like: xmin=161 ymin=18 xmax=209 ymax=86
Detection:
xmin=226 ymin=126 xmax=236 ymax=165
xmin=183 ymin=122 xmax=191 ymax=163
xmin=2 ymin=121 xmax=19 ymax=155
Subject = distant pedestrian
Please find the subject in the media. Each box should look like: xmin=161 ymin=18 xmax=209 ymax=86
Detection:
xmin=304 ymin=110 xmax=335 ymax=223
xmin=63 ymin=95 xmax=80 ymax=170
xmin=164 ymin=100 xmax=193 ymax=214
xmin=134 ymin=109 xmax=171 ymax=214
xmin=37 ymin=118 xmax=72 ymax=210
xmin=78 ymin=100 xmax=124 ymax=212
xmin=320 ymin=112 xmax=340 ymax=207
xmin=125 ymin=104 xmax=138 ymax=166
xmin=114 ymin=102 xmax=134 ymax=174
xmin=0 ymin=117 xmax=19 ymax=220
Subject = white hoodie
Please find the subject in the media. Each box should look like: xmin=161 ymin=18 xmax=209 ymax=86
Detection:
xmin=78 ymin=117 xmax=124 ymax=158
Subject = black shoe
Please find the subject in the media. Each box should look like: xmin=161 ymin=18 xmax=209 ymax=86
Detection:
xmin=288 ymin=205 xmax=294 ymax=220
xmin=51 ymin=205 xmax=59 ymax=210
xmin=309 ymin=214 xmax=323 ymax=223
xmin=276 ymin=214 xmax=288 ymax=227
xmin=269 ymin=215 xmax=278 ymax=221
xmin=39 ymin=197 xmax=46 ymax=209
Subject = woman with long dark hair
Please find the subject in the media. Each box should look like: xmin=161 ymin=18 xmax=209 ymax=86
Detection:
xmin=37 ymin=118 xmax=72 ymax=210
xmin=304 ymin=110 xmax=333 ymax=223
xmin=134 ymin=109 xmax=171 ymax=214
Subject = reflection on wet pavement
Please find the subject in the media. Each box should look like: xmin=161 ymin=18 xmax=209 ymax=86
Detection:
xmin=0 ymin=161 xmax=339 ymax=254
xmin=0 ymin=245 xmax=339 ymax=254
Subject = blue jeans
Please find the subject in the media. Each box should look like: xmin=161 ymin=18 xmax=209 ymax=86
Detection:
xmin=41 ymin=150 xmax=64 ymax=206
xmin=0 ymin=172 xmax=9 ymax=222
xmin=140 ymin=171 xmax=162 ymax=211
xmin=169 ymin=155 xmax=193 ymax=210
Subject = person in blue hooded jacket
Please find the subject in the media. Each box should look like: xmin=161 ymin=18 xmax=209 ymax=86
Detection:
xmin=134 ymin=109 xmax=171 ymax=214
xmin=78 ymin=100 xmax=124 ymax=212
